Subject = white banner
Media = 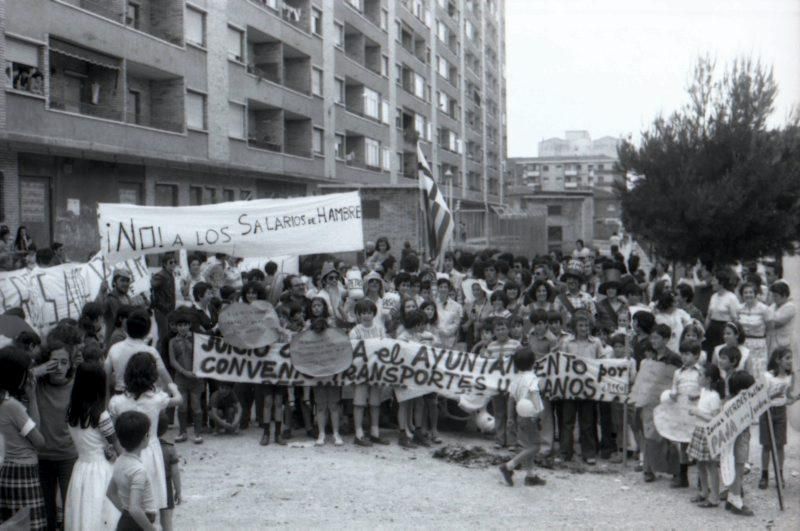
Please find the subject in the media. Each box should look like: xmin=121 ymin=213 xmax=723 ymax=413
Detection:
xmin=0 ymin=269 xmax=32 ymax=315
xmin=98 ymin=192 xmax=365 ymax=262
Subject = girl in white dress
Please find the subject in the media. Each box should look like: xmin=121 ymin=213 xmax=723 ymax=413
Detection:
xmin=109 ymin=352 xmax=182 ymax=530
xmin=65 ymin=363 xmax=121 ymax=531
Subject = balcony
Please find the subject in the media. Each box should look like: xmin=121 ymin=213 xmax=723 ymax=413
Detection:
xmin=246 ymin=27 xmax=311 ymax=94
xmin=345 ymin=25 xmax=383 ymax=75
xmin=399 ymin=26 xmax=428 ymax=65
xmin=564 ymin=169 xmax=578 ymax=177
xmin=247 ymin=101 xmax=312 ymax=158
xmin=62 ymin=0 xmax=182 ymax=45
xmin=125 ymin=61 xmax=184 ymax=133
xmin=48 ymin=39 xmax=124 ymax=122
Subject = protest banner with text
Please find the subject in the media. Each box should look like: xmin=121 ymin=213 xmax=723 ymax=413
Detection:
xmin=194 ymin=335 xmax=632 ymax=403
xmin=0 ymin=269 xmax=32 ymax=315
xmin=704 ymin=380 xmax=770 ymax=457
xmin=98 ymin=192 xmax=364 ymax=262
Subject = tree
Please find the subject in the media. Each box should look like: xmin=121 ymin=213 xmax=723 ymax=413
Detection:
xmin=616 ymin=56 xmax=800 ymax=265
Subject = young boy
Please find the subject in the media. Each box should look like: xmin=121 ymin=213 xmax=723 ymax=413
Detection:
xmin=208 ymin=382 xmax=243 ymax=435
xmin=724 ymin=368 xmax=756 ymax=516
xmin=349 ymin=299 xmax=389 ymax=446
xmin=527 ymin=309 xmax=555 ymax=464
xmin=509 ymin=315 xmax=526 ymax=344
xmin=609 ymin=333 xmax=638 ymax=460
xmin=107 ymin=411 xmax=157 ymax=531
xmin=668 ymin=338 xmax=704 ymax=488
xmin=471 ymin=320 xmax=495 ymax=355
xmin=486 ymin=318 xmax=521 ymax=449
xmin=168 ymin=309 xmax=204 ymax=444
xmin=498 ymin=347 xmax=547 ymax=487
xmin=528 ymin=310 xmax=554 ymax=358
xmin=546 ymin=310 xmax=570 ymax=351
xmin=396 ymin=310 xmax=431 ymax=447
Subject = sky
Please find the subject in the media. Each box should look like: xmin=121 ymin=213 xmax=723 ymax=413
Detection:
xmin=505 ymin=0 xmax=800 ymax=156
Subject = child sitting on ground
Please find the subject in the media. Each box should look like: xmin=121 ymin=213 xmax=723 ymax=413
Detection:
xmin=208 ymin=382 xmax=242 ymax=435
xmin=498 ymin=347 xmax=547 ymax=487
xmin=107 ymin=411 xmax=157 ymax=531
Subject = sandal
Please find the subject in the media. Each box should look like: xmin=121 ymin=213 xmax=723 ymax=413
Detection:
xmin=698 ymin=501 xmax=719 ymax=508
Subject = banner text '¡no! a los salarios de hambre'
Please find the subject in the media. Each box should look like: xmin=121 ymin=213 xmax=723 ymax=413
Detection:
xmin=97 ymin=192 xmax=365 ymax=262
xmin=193 ymin=334 xmax=633 ymax=403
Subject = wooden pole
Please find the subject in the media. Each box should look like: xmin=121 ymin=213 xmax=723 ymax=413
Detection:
xmin=766 ymin=408 xmax=784 ymax=510
xmin=622 ymin=398 xmax=628 ymax=468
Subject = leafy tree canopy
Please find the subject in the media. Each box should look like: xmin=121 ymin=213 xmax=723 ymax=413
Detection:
xmin=616 ymin=56 xmax=800 ymax=265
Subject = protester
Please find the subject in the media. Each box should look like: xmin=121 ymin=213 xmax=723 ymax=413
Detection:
xmin=168 ymin=309 xmax=204 ymax=445
xmin=157 ymin=413 xmax=180 ymax=531
xmin=686 ymin=363 xmax=724 ymax=508
xmin=758 ymin=347 xmax=796 ymax=490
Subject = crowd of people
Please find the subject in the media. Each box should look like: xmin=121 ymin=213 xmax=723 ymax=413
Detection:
xmin=0 ymin=234 xmax=797 ymax=529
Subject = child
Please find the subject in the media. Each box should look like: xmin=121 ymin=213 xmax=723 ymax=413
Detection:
xmin=32 ymin=340 xmax=78 ymax=531
xmin=547 ymin=310 xmax=570 ymax=351
xmin=724 ymin=369 xmax=756 ymax=516
xmin=416 ymin=301 xmax=443 ymax=445
xmin=609 ymin=333 xmax=638 ymax=461
xmin=395 ymin=310 xmax=431 ymax=447
xmin=668 ymin=339 xmax=704 ymax=487
xmin=208 ymin=382 xmax=242 ymax=434
xmin=106 ymin=411 xmax=157 ymax=531
xmin=485 ymin=318 xmax=521 ymax=449
xmin=310 ymin=318 xmax=344 ymax=446
xmin=758 ymin=346 xmax=796 ymax=489
xmin=498 ymin=347 xmax=547 ymax=487
xmin=65 ymin=362 xmax=121 ymax=531
xmin=168 ymin=310 xmax=204 ymax=444
xmin=157 ymin=413 xmax=181 ymax=531
xmin=686 ymin=363 xmax=725 ymax=508
xmin=0 ymin=346 xmax=47 ymax=530
xmin=471 ymin=320 xmax=495 ymax=355
xmin=488 ymin=290 xmax=512 ymax=320
xmin=109 ymin=353 xmax=182 ymax=530
xmin=527 ymin=309 xmax=555 ymax=464
xmin=349 ymin=299 xmax=388 ymax=446
xmin=509 ymin=315 xmax=526 ymax=344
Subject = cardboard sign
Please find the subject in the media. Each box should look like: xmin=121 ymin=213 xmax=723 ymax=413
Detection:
xmin=630 ymin=360 xmax=677 ymax=407
xmin=217 ymin=301 xmax=280 ymax=349
xmin=98 ymin=192 xmax=365 ymax=262
xmin=704 ymin=380 xmax=770 ymax=457
xmin=654 ymin=398 xmax=696 ymax=443
xmin=290 ymin=328 xmax=353 ymax=377
xmin=533 ymin=352 xmax=632 ymax=402
xmin=193 ymin=334 xmax=516 ymax=402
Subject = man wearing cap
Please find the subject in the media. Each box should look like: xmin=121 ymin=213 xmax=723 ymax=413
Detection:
xmin=435 ymin=275 xmax=463 ymax=348
xmin=554 ymin=259 xmax=596 ymax=320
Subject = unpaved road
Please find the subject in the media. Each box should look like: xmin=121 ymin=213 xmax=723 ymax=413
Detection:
xmin=171 ymin=424 xmax=799 ymax=530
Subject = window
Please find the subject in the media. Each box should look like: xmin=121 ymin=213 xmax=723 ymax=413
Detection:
xmin=223 ymin=189 xmax=235 ymax=202
xmin=186 ymin=91 xmax=206 ymax=130
xmin=365 ymin=138 xmax=380 ymax=167
xmin=381 ymin=100 xmax=390 ymax=125
xmin=362 ymin=88 xmax=380 ymax=119
xmin=126 ymin=2 xmax=140 ymax=29
xmin=5 ymin=38 xmax=42 ymax=94
xmin=128 ymin=90 xmax=141 ymax=124
xmin=311 ymin=8 xmax=322 ymax=35
xmin=381 ymin=55 xmax=389 ymax=77
xmin=380 ymin=9 xmax=389 ymax=31
xmin=240 ymin=190 xmax=253 ymax=201
xmin=414 ymin=114 xmax=425 ymax=138
xmin=334 ymin=134 xmax=345 ymax=159
xmin=334 ymin=78 xmax=345 ymax=104
xmin=313 ymin=127 xmax=324 ymax=154
xmin=204 ymin=187 xmax=218 ymax=204
xmin=465 ymin=20 xmax=474 ymax=40
xmin=189 ymin=186 xmax=203 ymax=205
xmin=413 ymin=72 xmax=425 ymax=98
xmin=334 ymin=22 xmax=344 ymax=47
xmin=437 ymin=21 xmax=447 ymax=41
xmin=228 ymin=102 xmax=245 ymax=138
xmin=185 ymin=7 xmax=206 ymax=46
xmin=542 ymin=165 xmax=549 ymax=171
xmin=347 ymin=0 xmax=362 ymax=10
xmin=227 ymin=26 xmax=244 ymax=62
xmin=312 ymin=67 xmax=323 ymax=96
xmin=382 ymin=147 xmax=391 ymax=170
xmin=362 ymin=199 xmax=380 ymax=219
xmin=437 ymin=56 xmax=448 ymax=79
xmin=438 ymin=91 xmax=448 ymax=112
xmin=547 ymin=205 xmax=562 ymax=216
xmin=547 ymin=226 xmax=563 ymax=242
xmin=154 ymin=184 xmax=177 ymax=206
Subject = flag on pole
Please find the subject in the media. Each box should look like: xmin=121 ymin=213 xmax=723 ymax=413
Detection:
xmin=417 ymin=143 xmax=453 ymax=263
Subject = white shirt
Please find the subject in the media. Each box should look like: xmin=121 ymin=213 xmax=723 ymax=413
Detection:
xmin=696 ymin=388 xmax=722 ymax=419
xmin=105 ymin=337 xmax=167 ymax=392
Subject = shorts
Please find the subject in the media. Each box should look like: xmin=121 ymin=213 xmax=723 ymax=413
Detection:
xmin=313 ymin=385 xmax=341 ymax=409
xmin=758 ymin=406 xmax=787 ymax=447
xmin=353 ymin=384 xmax=381 ymax=407
xmin=733 ymin=429 xmax=750 ymax=465
xmin=517 ymin=416 xmax=540 ymax=450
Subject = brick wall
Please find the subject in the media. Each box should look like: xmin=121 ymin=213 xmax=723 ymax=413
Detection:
xmin=149 ymin=0 xmax=183 ymax=45
xmin=360 ymin=188 xmax=420 ymax=256
xmin=283 ymin=57 xmax=310 ymax=94
xmin=284 ymin=118 xmax=310 ymax=156
xmin=150 ymin=77 xmax=185 ymax=132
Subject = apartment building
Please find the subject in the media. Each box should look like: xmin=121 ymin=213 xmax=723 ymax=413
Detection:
xmin=0 ymin=0 xmax=507 ymax=258
xmin=506 ymin=131 xmax=623 ymax=252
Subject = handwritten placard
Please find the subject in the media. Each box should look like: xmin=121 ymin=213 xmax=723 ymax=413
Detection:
xmin=289 ymin=328 xmax=354 ymax=377
xmin=654 ymin=397 xmax=696 ymax=443
xmin=630 ymin=360 xmax=677 ymax=407
xmin=218 ymin=301 xmax=280 ymax=349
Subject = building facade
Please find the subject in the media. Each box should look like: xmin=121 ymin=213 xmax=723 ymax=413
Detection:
xmin=0 ymin=0 xmax=506 ymax=259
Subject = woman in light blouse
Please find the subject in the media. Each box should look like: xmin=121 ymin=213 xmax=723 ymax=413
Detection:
xmin=704 ymin=269 xmax=739 ymax=352
xmin=768 ymin=281 xmax=795 ymax=354
xmin=738 ymin=281 xmax=772 ymax=376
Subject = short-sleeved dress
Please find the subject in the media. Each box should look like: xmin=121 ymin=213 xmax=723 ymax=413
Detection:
xmin=109 ymin=390 xmax=170 ymax=510
xmin=65 ymin=411 xmax=121 ymax=530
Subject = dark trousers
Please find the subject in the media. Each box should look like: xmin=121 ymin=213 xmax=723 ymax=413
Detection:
xmin=234 ymin=383 xmax=265 ymax=428
xmin=177 ymin=379 xmax=205 ymax=435
xmin=117 ymin=510 xmax=156 ymax=531
xmin=598 ymin=402 xmax=616 ymax=456
xmin=558 ymin=400 xmax=597 ymax=460
xmin=38 ymin=457 xmax=76 ymax=531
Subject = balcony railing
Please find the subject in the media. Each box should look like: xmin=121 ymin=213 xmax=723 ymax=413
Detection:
xmin=49 ymin=96 xmax=123 ymax=121
xmin=126 ymin=112 xmax=183 ymax=133
xmin=248 ymin=138 xmax=284 ymax=153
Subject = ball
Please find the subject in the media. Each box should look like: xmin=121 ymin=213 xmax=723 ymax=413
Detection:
xmin=516 ymin=398 xmax=536 ymax=418
xmin=475 ymin=408 xmax=495 ymax=432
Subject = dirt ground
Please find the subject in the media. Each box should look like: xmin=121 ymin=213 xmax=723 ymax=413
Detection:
xmin=170 ymin=422 xmax=799 ymax=530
